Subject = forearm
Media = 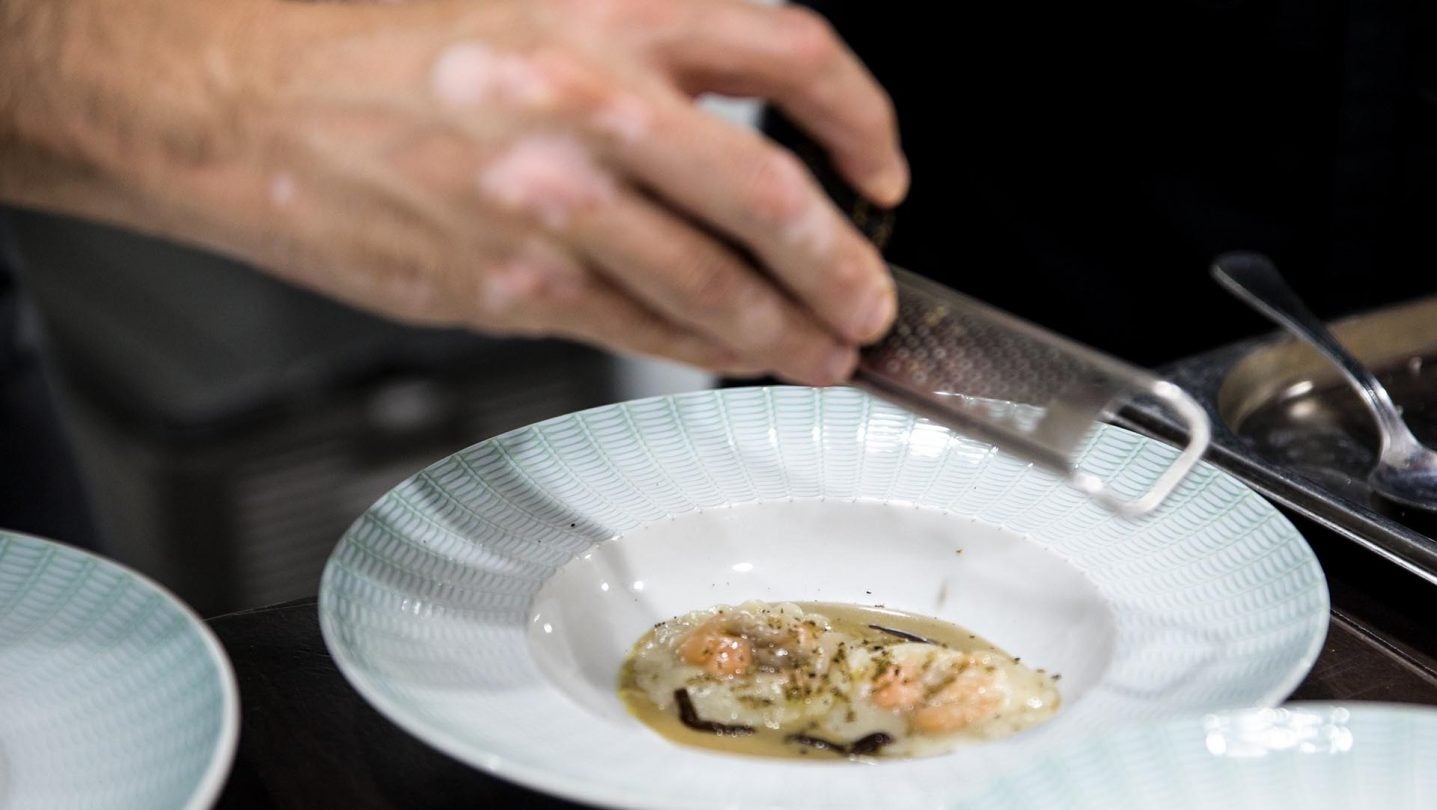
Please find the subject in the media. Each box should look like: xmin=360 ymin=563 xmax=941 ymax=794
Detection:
xmin=0 ymin=0 xmax=271 ymax=248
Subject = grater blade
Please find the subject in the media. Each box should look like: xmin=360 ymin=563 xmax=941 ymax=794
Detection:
xmin=852 ymin=267 xmax=1211 ymax=516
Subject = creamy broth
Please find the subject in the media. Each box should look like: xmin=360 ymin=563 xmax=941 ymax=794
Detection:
xmin=619 ymin=601 xmax=1060 ymax=760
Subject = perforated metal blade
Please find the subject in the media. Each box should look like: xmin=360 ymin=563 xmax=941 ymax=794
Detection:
xmin=852 ymin=268 xmax=1211 ymax=516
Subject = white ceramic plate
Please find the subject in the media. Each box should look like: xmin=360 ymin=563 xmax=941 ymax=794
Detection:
xmin=319 ymin=386 xmax=1329 ymax=809
xmin=0 ymin=530 xmax=238 ymax=809
xmin=958 ymin=703 xmax=1437 ymax=809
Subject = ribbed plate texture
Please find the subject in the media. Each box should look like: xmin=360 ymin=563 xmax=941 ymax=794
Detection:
xmin=0 ymin=531 xmax=237 ymax=809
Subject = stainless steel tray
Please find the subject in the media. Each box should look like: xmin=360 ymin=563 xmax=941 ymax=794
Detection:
xmin=1121 ymin=295 xmax=1437 ymax=585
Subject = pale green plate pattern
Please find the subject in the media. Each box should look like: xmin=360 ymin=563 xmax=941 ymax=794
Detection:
xmin=0 ymin=531 xmax=238 ymax=809
xmin=959 ymin=703 xmax=1437 ymax=809
xmin=319 ymin=386 xmax=1329 ymax=809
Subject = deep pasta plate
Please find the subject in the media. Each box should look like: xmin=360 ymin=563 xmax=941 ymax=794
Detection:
xmin=319 ymin=386 xmax=1327 ymax=809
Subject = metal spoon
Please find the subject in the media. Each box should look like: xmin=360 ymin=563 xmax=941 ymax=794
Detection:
xmin=1212 ymin=251 xmax=1437 ymax=511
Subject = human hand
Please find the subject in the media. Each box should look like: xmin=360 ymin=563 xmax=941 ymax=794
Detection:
xmin=6 ymin=0 xmax=909 ymax=384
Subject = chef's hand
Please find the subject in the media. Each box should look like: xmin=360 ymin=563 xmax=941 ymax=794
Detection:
xmin=1 ymin=0 xmax=907 ymax=384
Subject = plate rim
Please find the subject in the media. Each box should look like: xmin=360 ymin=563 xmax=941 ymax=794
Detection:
xmin=0 ymin=529 xmax=241 ymax=810
xmin=318 ymin=385 xmax=1331 ymax=810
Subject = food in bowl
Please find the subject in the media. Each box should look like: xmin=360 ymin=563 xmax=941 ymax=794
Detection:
xmin=619 ymin=600 xmax=1060 ymax=759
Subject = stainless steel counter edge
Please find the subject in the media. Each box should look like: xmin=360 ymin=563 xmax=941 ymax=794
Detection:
xmin=1117 ymin=338 xmax=1437 ymax=587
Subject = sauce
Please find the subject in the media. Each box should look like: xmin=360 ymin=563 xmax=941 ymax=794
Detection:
xmin=619 ymin=601 xmax=1059 ymax=760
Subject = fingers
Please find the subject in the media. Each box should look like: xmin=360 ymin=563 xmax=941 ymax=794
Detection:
xmin=568 ymin=184 xmax=860 ymax=386
xmin=456 ymin=86 xmax=873 ymax=382
xmin=266 ymin=0 xmax=908 ymax=385
xmin=421 ymin=5 xmax=903 ymax=358
xmin=547 ymin=285 xmax=760 ymax=376
xmin=462 ymin=242 xmax=776 ymax=379
xmin=596 ymin=91 xmax=896 ymax=348
xmin=646 ymin=1 xmax=907 ymax=206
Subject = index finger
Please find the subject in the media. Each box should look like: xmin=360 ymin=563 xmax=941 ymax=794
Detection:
xmin=595 ymin=92 xmax=895 ymax=347
xmin=649 ymin=1 xmax=908 ymax=206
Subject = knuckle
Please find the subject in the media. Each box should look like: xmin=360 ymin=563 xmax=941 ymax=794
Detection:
xmin=477 ymin=135 xmax=617 ymax=229
xmin=526 ymin=48 xmax=608 ymax=111
xmin=776 ymin=7 xmax=841 ymax=73
xmin=477 ymin=242 xmax=591 ymax=328
xmin=479 ymin=258 xmax=543 ymax=319
xmin=746 ymin=149 xmax=812 ymax=227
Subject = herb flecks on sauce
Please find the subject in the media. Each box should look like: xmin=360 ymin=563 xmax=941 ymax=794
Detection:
xmin=619 ymin=601 xmax=1061 ymax=760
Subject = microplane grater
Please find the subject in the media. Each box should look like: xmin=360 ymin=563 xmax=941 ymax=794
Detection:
xmin=777 ymin=114 xmax=1211 ymax=515
xmin=851 ymin=268 xmax=1211 ymax=517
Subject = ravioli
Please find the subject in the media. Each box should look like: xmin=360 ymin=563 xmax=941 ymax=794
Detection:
xmin=619 ymin=601 xmax=1060 ymax=759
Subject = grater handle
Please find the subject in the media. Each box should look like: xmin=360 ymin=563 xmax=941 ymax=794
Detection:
xmin=1071 ymin=380 xmax=1211 ymax=517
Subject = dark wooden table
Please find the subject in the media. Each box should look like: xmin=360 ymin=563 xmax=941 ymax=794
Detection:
xmin=207 ymin=506 xmax=1437 ymax=810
